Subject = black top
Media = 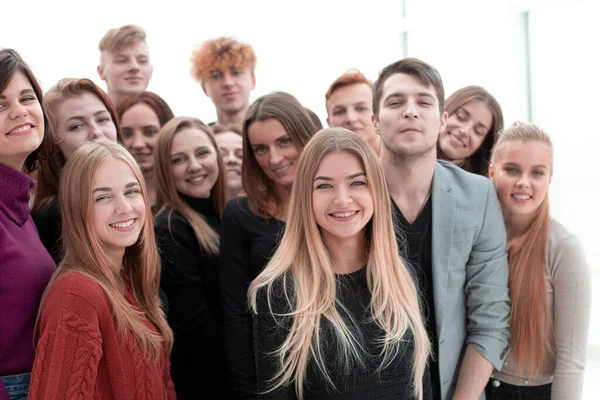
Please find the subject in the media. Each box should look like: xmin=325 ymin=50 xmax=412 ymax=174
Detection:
xmin=33 ymin=197 xmax=62 ymax=264
xmin=392 ymin=196 xmax=440 ymax=400
xmin=219 ymin=197 xmax=286 ymax=399
xmin=154 ymin=195 xmax=231 ymax=399
xmin=254 ymin=267 xmax=433 ymax=400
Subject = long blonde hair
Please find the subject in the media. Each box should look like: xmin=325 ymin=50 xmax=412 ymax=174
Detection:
xmin=153 ymin=116 xmax=227 ymax=255
xmin=36 ymin=141 xmax=173 ymax=363
xmin=490 ymin=122 xmax=553 ymax=377
xmin=248 ymin=127 xmax=430 ymax=399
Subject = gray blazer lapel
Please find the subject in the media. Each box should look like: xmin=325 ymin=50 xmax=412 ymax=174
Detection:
xmin=431 ymin=162 xmax=455 ymax=339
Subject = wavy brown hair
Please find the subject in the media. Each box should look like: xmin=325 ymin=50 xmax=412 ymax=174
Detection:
xmin=490 ymin=122 xmax=553 ymax=377
xmin=35 ymin=141 xmax=173 ymax=362
xmin=32 ymin=78 xmax=123 ymax=216
xmin=440 ymin=85 xmax=504 ymax=176
xmin=153 ymin=116 xmax=227 ymax=255
xmin=242 ymin=91 xmax=317 ymax=218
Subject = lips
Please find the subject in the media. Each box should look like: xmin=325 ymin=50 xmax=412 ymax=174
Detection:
xmin=6 ymin=123 xmax=35 ymax=136
xmin=511 ymin=193 xmax=532 ymax=203
xmin=448 ymin=132 xmax=466 ymax=148
xmin=223 ymin=92 xmax=238 ymax=100
xmin=400 ymin=127 xmax=422 ymax=133
xmin=109 ymin=218 xmax=136 ymax=229
xmin=186 ymin=175 xmax=207 ymax=185
xmin=273 ymin=164 xmax=291 ymax=174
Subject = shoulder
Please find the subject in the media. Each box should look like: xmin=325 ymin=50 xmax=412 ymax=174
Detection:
xmin=46 ymin=272 xmax=109 ymax=309
xmin=547 ymin=219 xmax=589 ymax=275
xmin=224 ymin=196 xmax=251 ymax=215
xmin=436 ymin=160 xmax=493 ymax=195
xmin=154 ymin=207 xmax=192 ymax=233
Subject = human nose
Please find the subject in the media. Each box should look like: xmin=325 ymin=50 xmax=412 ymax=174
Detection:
xmin=222 ymin=72 xmax=234 ymax=87
xmin=345 ymin=109 xmax=358 ymax=123
xmin=187 ymin=156 xmax=202 ymax=172
xmin=402 ymin=99 xmax=418 ymax=119
xmin=88 ymin=124 xmax=103 ymax=141
xmin=9 ymin=101 xmax=28 ymax=119
xmin=130 ymin=132 xmax=145 ymax=149
xmin=269 ymin=148 xmax=283 ymax=165
xmin=516 ymin=175 xmax=530 ymax=188
xmin=333 ymin=186 xmax=352 ymax=207
xmin=115 ymin=194 xmax=134 ymax=214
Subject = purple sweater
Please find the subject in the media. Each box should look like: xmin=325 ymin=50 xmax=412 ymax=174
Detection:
xmin=0 ymin=164 xmax=54 ymax=390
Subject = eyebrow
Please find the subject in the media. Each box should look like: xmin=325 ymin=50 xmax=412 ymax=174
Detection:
xmin=93 ymin=181 xmax=140 ymax=193
xmin=0 ymin=88 xmax=35 ymax=99
xmin=384 ymin=92 xmax=435 ymax=102
xmin=502 ymin=162 xmax=549 ymax=169
xmin=66 ymin=110 xmax=110 ymax=122
xmin=250 ymin=135 xmax=290 ymax=147
xmin=171 ymin=146 xmax=210 ymax=156
xmin=313 ymin=172 xmax=366 ymax=181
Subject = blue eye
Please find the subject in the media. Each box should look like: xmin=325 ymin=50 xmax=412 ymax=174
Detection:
xmin=95 ymin=195 xmax=110 ymax=202
xmin=315 ymin=183 xmax=332 ymax=189
xmin=126 ymin=188 xmax=140 ymax=196
xmin=350 ymin=181 xmax=366 ymax=186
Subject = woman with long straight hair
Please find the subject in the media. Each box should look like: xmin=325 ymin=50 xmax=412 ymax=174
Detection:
xmin=29 ymin=141 xmax=175 ymax=399
xmin=219 ymin=91 xmax=318 ymax=399
xmin=437 ymin=85 xmax=504 ymax=176
xmin=486 ymin=122 xmax=592 ymax=399
xmin=249 ymin=127 xmax=431 ymax=399
xmin=153 ymin=116 xmax=230 ymax=399
xmin=32 ymin=78 xmax=123 ymax=263
xmin=0 ymin=49 xmax=55 ymax=400
xmin=116 ymin=91 xmax=175 ymax=209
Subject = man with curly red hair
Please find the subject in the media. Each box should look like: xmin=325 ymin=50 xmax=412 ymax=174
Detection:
xmin=191 ymin=37 xmax=257 ymax=130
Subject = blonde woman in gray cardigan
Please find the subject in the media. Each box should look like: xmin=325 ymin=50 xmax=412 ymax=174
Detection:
xmin=487 ymin=122 xmax=592 ymax=400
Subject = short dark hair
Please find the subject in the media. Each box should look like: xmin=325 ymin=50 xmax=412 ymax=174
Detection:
xmin=116 ymin=91 xmax=175 ymax=127
xmin=372 ymin=58 xmax=445 ymax=116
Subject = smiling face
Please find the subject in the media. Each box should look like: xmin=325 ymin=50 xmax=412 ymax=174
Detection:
xmin=57 ymin=92 xmax=118 ymax=159
xmin=170 ymin=128 xmax=219 ymax=198
xmin=247 ymin=118 xmax=301 ymax=189
xmin=215 ymin=131 xmax=243 ymax=193
xmin=439 ymin=100 xmax=493 ymax=163
xmin=374 ymin=73 xmax=447 ymax=160
xmin=0 ymin=71 xmax=44 ymax=170
xmin=489 ymin=140 xmax=552 ymax=223
xmin=92 ymin=157 xmax=146 ymax=263
xmin=312 ymin=151 xmax=374 ymax=244
xmin=120 ymin=103 xmax=161 ymax=172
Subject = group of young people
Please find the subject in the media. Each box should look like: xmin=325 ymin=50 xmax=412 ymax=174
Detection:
xmin=0 ymin=22 xmax=592 ymax=400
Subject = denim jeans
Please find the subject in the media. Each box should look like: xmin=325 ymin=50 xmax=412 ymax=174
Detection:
xmin=1 ymin=373 xmax=30 ymax=400
xmin=485 ymin=378 xmax=551 ymax=400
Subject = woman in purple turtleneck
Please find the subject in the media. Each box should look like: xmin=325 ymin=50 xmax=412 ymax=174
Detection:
xmin=0 ymin=49 xmax=55 ymax=400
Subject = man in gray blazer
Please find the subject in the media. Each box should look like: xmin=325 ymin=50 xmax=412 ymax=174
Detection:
xmin=372 ymin=58 xmax=510 ymax=400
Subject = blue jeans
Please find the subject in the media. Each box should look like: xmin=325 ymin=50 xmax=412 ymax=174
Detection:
xmin=1 ymin=373 xmax=30 ymax=400
xmin=485 ymin=378 xmax=551 ymax=400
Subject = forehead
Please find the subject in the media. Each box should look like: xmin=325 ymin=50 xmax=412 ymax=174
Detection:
xmin=328 ymin=83 xmax=373 ymax=107
xmin=121 ymin=103 xmax=159 ymax=123
xmin=316 ymin=151 xmax=364 ymax=175
xmin=1 ymin=71 xmax=33 ymax=96
xmin=106 ymin=41 xmax=149 ymax=58
xmin=381 ymin=73 xmax=438 ymax=101
xmin=247 ymin=118 xmax=287 ymax=144
xmin=95 ymin=157 xmax=138 ymax=184
xmin=496 ymin=140 xmax=552 ymax=165
xmin=171 ymin=128 xmax=212 ymax=152
xmin=215 ymin=132 xmax=243 ymax=148
xmin=59 ymin=93 xmax=107 ymax=118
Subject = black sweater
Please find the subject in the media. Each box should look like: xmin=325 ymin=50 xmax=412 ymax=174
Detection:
xmin=33 ymin=197 xmax=62 ymax=264
xmin=219 ymin=197 xmax=286 ymax=399
xmin=154 ymin=196 xmax=230 ymax=399
xmin=253 ymin=268 xmax=433 ymax=400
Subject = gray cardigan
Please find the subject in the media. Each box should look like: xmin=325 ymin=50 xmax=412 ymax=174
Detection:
xmin=492 ymin=219 xmax=592 ymax=399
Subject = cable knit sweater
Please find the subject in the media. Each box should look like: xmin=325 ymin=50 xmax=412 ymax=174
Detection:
xmin=0 ymin=163 xmax=54 ymax=400
xmin=29 ymin=272 xmax=176 ymax=400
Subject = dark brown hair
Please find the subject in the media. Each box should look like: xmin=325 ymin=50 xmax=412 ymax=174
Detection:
xmin=0 ymin=48 xmax=51 ymax=173
xmin=32 ymin=78 xmax=123 ymax=216
xmin=441 ymin=86 xmax=504 ymax=176
xmin=242 ymin=91 xmax=317 ymax=217
xmin=372 ymin=58 xmax=445 ymax=116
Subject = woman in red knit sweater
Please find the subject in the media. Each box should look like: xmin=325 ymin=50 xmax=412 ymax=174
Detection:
xmin=29 ymin=141 xmax=176 ymax=400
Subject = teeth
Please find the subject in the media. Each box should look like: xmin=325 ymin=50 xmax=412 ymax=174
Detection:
xmin=110 ymin=219 xmax=135 ymax=228
xmin=9 ymin=125 xmax=32 ymax=134
xmin=331 ymin=211 xmax=357 ymax=218
xmin=450 ymin=135 xmax=464 ymax=147
xmin=188 ymin=176 xmax=205 ymax=183
xmin=512 ymin=194 xmax=531 ymax=200
xmin=274 ymin=164 xmax=290 ymax=173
